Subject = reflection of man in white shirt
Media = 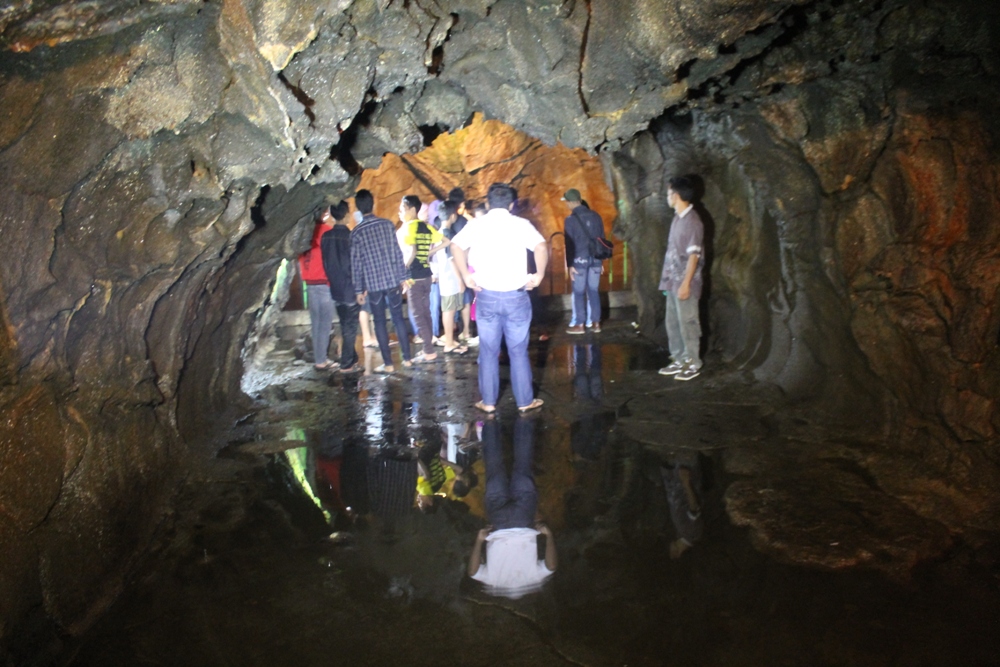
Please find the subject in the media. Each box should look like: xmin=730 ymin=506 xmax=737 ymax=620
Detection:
xmin=466 ymin=417 xmax=556 ymax=599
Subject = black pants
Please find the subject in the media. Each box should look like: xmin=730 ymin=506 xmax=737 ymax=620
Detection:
xmin=334 ymin=301 xmax=360 ymax=368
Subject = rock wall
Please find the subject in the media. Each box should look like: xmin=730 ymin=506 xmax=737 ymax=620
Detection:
xmin=0 ymin=0 xmax=997 ymax=655
xmin=612 ymin=0 xmax=1000 ymax=526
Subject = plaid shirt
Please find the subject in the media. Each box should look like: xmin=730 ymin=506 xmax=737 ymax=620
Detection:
xmin=351 ymin=214 xmax=406 ymax=294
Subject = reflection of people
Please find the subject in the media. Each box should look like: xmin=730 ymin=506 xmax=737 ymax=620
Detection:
xmin=415 ymin=439 xmax=477 ymax=511
xmin=571 ymin=345 xmax=612 ymax=461
xmin=660 ymin=451 xmax=704 ymax=559
xmin=451 ymin=183 xmax=548 ymax=414
xmin=467 ymin=418 xmax=556 ymax=598
xmin=658 ymin=176 xmax=704 ymax=382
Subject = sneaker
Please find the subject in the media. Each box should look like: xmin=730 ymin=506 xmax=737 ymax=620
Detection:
xmin=591 ymin=323 xmax=601 ymax=333
xmin=433 ymin=337 xmax=445 ymax=347
xmin=465 ymin=336 xmax=479 ymax=347
xmin=675 ymin=366 xmax=701 ymax=382
xmin=566 ymin=325 xmax=585 ymax=335
xmin=658 ymin=360 xmax=685 ymax=376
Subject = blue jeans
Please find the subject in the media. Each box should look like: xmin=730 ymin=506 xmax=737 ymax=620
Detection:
xmin=476 ymin=289 xmax=534 ymax=408
xmin=369 ymin=287 xmax=412 ymax=366
xmin=307 ymin=284 xmax=335 ymax=364
xmin=430 ymin=282 xmax=441 ymax=338
xmin=571 ymin=264 xmax=601 ymax=326
xmin=664 ymin=290 xmax=701 ymax=369
xmin=483 ymin=417 xmax=537 ymax=530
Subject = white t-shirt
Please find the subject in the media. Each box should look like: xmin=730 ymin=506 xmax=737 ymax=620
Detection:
xmin=451 ymin=208 xmax=545 ymax=292
xmin=471 ymin=527 xmax=554 ymax=599
xmin=430 ymin=248 xmax=462 ymax=297
xmin=396 ymin=224 xmax=414 ymax=267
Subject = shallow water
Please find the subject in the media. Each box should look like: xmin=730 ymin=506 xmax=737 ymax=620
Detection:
xmin=61 ymin=316 xmax=1000 ymax=667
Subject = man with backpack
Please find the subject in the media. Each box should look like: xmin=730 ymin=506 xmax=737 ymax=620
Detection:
xmin=562 ymin=189 xmax=609 ymax=334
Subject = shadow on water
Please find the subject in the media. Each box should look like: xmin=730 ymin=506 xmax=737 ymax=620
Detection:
xmin=62 ymin=332 xmax=1000 ymax=667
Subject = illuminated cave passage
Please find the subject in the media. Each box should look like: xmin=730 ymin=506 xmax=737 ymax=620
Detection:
xmin=1 ymin=0 xmax=999 ymax=664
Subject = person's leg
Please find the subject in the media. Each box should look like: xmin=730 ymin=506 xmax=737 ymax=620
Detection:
xmin=308 ymin=285 xmax=335 ymax=366
xmin=664 ymin=291 xmax=684 ymax=362
xmin=386 ymin=287 xmax=412 ymax=362
xmin=369 ymin=291 xmax=394 ymax=367
xmin=571 ymin=267 xmax=587 ymax=326
xmin=509 ymin=415 xmax=539 ymax=528
xmin=461 ymin=290 xmax=473 ymax=340
xmin=587 ymin=265 xmax=602 ymax=325
xmin=359 ymin=307 xmax=376 ymax=347
xmin=442 ymin=309 xmax=456 ymax=348
xmin=475 ymin=291 xmax=503 ymax=407
xmin=481 ymin=419 xmax=512 ymax=523
xmin=407 ymin=294 xmax=419 ymax=339
xmin=411 ymin=278 xmax=435 ymax=356
xmin=336 ymin=302 xmax=360 ymax=368
xmin=677 ymin=295 xmax=702 ymax=369
xmin=430 ymin=282 xmax=441 ymax=339
xmin=503 ymin=291 xmax=535 ymax=408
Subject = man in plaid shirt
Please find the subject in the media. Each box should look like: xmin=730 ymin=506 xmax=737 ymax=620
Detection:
xmin=351 ymin=189 xmax=412 ymax=372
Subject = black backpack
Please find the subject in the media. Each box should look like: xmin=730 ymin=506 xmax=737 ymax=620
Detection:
xmin=572 ymin=212 xmax=613 ymax=261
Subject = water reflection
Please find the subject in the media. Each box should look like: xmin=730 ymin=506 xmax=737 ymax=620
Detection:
xmin=660 ymin=450 xmax=704 ymax=559
xmin=470 ymin=417 xmax=556 ymax=599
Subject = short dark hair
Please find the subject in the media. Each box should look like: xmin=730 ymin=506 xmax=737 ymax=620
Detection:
xmin=471 ymin=201 xmax=487 ymax=216
xmin=355 ymin=189 xmax=374 ymax=214
xmin=487 ymin=183 xmax=516 ymax=210
xmin=331 ymin=200 xmax=349 ymax=221
xmin=441 ymin=200 xmax=459 ymax=219
xmin=452 ymin=471 xmax=478 ymax=498
xmin=403 ymin=194 xmax=421 ymax=213
xmin=447 ymin=187 xmax=465 ymax=204
xmin=668 ymin=176 xmax=696 ymax=204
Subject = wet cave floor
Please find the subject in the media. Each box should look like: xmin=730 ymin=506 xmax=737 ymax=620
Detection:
xmin=63 ymin=311 xmax=1000 ymax=667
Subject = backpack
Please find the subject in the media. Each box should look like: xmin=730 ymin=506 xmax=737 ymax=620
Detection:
xmin=572 ymin=212 xmax=613 ymax=261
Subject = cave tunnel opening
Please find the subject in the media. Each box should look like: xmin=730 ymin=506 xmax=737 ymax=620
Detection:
xmin=3 ymin=0 xmax=1000 ymax=663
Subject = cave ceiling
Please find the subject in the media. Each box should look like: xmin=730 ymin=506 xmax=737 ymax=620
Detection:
xmin=1 ymin=0 xmax=821 ymax=186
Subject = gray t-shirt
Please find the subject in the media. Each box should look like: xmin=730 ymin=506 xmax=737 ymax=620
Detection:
xmin=658 ymin=207 xmax=704 ymax=299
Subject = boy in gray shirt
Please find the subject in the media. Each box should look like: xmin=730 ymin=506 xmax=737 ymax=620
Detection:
xmin=658 ymin=176 xmax=704 ymax=381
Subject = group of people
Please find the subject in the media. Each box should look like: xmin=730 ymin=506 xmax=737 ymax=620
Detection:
xmin=298 ymin=173 xmax=707 ymax=417
xmin=299 ymin=187 xmax=480 ymax=376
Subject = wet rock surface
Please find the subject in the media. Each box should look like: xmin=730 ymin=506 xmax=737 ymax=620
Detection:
xmin=51 ymin=318 xmax=1000 ymax=666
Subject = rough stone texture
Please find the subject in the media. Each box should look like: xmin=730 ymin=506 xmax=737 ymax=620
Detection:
xmin=0 ymin=0 xmax=998 ymax=657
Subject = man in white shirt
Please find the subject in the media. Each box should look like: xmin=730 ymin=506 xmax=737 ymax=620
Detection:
xmin=467 ymin=417 xmax=556 ymax=598
xmin=451 ymin=183 xmax=548 ymax=413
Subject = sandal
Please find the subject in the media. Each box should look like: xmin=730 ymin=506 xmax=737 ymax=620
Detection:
xmin=518 ymin=398 xmax=544 ymax=414
xmin=373 ymin=364 xmax=394 ymax=374
xmin=338 ymin=363 xmax=362 ymax=374
xmin=314 ymin=361 xmax=339 ymax=370
xmin=443 ymin=345 xmax=468 ymax=355
xmin=474 ymin=401 xmax=496 ymax=414
xmin=401 ymin=359 xmax=413 ymax=368
xmin=411 ymin=354 xmax=439 ymax=364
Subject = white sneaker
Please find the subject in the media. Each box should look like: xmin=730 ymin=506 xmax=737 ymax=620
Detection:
xmin=675 ymin=366 xmax=701 ymax=382
xmin=465 ymin=336 xmax=479 ymax=347
xmin=658 ymin=360 xmax=686 ymax=376
xmin=433 ymin=337 xmax=445 ymax=346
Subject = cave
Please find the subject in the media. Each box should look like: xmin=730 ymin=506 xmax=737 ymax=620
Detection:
xmin=1 ymin=0 xmax=999 ymax=664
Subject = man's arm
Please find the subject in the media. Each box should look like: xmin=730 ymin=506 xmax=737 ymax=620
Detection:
xmin=452 ymin=244 xmax=478 ymax=291
xmin=468 ymin=528 xmax=489 ymax=577
xmin=525 ymin=241 xmax=549 ymax=290
xmin=677 ymin=253 xmax=699 ymax=301
xmin=537 ymin=523 xmax=557 ymax=571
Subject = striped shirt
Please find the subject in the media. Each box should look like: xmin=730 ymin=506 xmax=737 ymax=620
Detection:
xmin=351 ymin=214 xmax=407 ymax=294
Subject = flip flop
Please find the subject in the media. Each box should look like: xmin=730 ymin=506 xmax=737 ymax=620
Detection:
xmin=518 ymin=398 xmax=544 ymax=414
xmin=411 ymin=354 xmax=439 ymax=364
xmin=443 ymin=345 xmax=468 ymax=355
xmin=474 ymin=401 xmax=496 ymax=414
xmin=314 ymin=361 xmax=339 ymax=370
xmin=363 ymin=342 xmax=379 ymax=348
xmin=373 ymin=364 xmax=394 ymax=374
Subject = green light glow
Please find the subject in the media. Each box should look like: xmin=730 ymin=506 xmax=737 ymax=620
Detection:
xmin=284 ymin=428 xmax=332 ymax=524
